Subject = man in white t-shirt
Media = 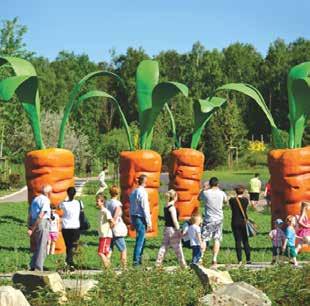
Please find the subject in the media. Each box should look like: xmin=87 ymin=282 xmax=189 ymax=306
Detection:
xmin=199 ymin=177 xmax=227 ymax=266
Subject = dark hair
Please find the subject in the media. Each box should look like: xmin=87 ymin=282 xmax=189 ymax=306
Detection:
xmin=209 ymin=177 xmax=219 ymax=187
xmin=103 ymin=165 xmax=108 ymax=171
xmin=67 ymin=186 xmax=76 ymax=201
xmin=235 ymin=185 xmax=245 ymax=195
xmin=138 ymin=174 xmax=147 ymax=186
xmin=255 ymin=173 xmax=260 ymax=177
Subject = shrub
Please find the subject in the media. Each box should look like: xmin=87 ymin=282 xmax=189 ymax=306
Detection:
xmin=0 ymin=180 xmax=10 ymax=190
xmin=8 ymin=173 xmax=21 ymax=187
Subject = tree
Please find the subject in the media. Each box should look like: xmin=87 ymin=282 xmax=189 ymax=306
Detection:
xmin=0 ymin=17 xmax=34 ymax=58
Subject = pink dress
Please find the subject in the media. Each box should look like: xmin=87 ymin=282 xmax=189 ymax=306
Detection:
xmin=297 ymin=216 xmax=310 ymax=237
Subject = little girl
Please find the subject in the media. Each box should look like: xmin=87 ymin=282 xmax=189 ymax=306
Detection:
xmin=188 ymin=213 xmax=205 ymax=265
xmin=156 ymin=190 xmax=186 ymax=268
xmin=96 ymin=193 xmax=114 ymax=268
xmin=269 ymin=219 xmax=285 ymax=264
xmin=47 ymin=206 xmax=60 ymax=255
xmin=296 ymin=201 xmax=310 ymax=253
xmin=282 ymin=215 xmax=299 ymax=266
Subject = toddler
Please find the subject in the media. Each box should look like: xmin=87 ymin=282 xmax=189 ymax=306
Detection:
xmin=188 ymin=214 xmax=205 ymax=265
xmin=47 ymin=206 xmax=60 ymax=255
xmin=269 ymin=219 xmax=285 ymax=264
xmin=282 ymin=215 xmax=299 ymax=266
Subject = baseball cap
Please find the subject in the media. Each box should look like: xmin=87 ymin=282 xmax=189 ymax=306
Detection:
xmin=274 ymin=219 xmax=283 ymax=225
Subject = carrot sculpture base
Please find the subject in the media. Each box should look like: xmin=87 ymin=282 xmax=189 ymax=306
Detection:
xmin=169 ymin=148 xmax=204 ymax=220
xmin=25 ymin=148 xmax=75 ymax=254
xmin=268 ymin=146 xmax=310 ymax=252
xmin=120 ymin=150 xmax=162 ymax=237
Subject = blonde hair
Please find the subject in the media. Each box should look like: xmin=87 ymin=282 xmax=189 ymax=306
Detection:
xmin=190 ymin=213 xmax=202 ymax=225
xmin=109 ymin=185 xmax=120 ymax=197
xmin=286 ymin=215 xmax=295 ymax=224
xmin=96 ymin=193 xmax=106 ymax=202
xmin=165 ymin=189 xmax=177 ymax=202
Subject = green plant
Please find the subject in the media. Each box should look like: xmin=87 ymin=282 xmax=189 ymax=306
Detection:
xmin=8 ymin=173 xmax=20 ymax=187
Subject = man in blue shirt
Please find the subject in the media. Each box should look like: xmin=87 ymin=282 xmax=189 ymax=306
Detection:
xmin=130 ymin=174 xmax=152 ymax=266
xmin=27 ymin=185 xmax=52 ymax=271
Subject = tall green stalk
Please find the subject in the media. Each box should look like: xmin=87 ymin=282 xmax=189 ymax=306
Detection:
xmin=0 ymin=56 xmax=44 ymax=149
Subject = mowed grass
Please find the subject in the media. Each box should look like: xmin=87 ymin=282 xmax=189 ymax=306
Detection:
xmin=0 ymin=194 xmax=309 ymax=273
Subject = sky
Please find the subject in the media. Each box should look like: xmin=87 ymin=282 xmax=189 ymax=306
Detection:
xmin=2 ymin=0 xmax=310 ymax=62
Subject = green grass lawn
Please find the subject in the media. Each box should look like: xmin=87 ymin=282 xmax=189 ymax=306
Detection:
xmin=0 ymin=195 xmax=309 ymax=273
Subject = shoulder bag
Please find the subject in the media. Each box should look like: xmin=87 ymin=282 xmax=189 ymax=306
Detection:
xmin=235 ymin=197 xmax=257 ymax=237
xmin=112 ymin=216 xmax=128 ymax=237
xmin=79 ymin=200 xmax=90 ymax=231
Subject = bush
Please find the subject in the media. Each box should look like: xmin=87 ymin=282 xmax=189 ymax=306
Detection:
xmin=0 ymin=180 xmax=10 ymax=190
xmin=8 ymin=173 xmax=21 ymax=187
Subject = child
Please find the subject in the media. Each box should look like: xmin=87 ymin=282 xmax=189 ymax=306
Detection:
xmin=96 ymin=193 xmax=114 ymax=268
xmin=188 ymin=214 xmax=205 ymax=265
xmin=282 ymin=215 xmax=299 ymax=266
xmin=96 ymin=166 xmax=108 ymax=195
xmin=181 ymin=219 xmax=191 ymax=249
xmin=296 ymin=201 xmax=310 ymax=253
xmin=269 ymin=219 xmax=285 ymax=264
xmin=47 ymin=206 xmax=60 ymax=255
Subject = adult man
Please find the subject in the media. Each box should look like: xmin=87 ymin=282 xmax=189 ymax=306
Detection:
xmin=27 ymin=185 xmax=52 ymax=271
xmin=199 ymin=177 xmax=227 ymax=266
xmin=249 ymin=173 xmax=262 ymax=209
xmin=129 ymin=174 xmax=152 ymax=266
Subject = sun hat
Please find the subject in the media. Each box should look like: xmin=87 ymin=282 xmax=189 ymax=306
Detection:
xmin=274 ymin=218 xmax=283 ymax=225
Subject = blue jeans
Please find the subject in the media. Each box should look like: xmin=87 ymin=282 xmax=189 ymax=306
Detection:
xmin=192 ymin=246 xmax=202 ymax=264
xmin=131 ymin=216 xmax=146 ymax=266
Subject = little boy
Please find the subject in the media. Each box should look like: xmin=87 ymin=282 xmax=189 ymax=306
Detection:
xmin=269 ymin=219 xmax=285 ymax=264
xmin=188 ymin=214 xmax=205 ymax=265
xmin=96 ymin=193 xmax=114 ymax=268
xmin=47 ymin=206 xmax=60 ymax=255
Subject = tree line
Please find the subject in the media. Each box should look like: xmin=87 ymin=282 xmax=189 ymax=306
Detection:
xmin=0 ymin=17 xmax=310 ymax=171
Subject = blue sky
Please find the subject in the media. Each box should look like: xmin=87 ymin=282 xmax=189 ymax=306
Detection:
xmin=2 ymin=0 xmax=309 ymax=62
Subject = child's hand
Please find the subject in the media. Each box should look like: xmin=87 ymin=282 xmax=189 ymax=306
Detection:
xmin=27 ymin=229 xmax=33 ymax=237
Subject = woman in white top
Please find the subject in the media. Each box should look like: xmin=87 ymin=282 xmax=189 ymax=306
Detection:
xmin=60 ymin=187 xmax=81 ymax=269
xmin=105 ymin=185 xmax=127 ymax=267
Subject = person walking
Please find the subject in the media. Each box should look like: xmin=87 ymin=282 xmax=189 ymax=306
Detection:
xmin=200 ymin=177 xmax=227 ymax=267
xmin=129 ymin=174 xmax=152 ymax=266
xmin=106 ymin=185 xmax=128 ymax=268
xmin=249 ymin=173 xmax=262 ymax=209
xmin=156 ymin=190 xmax=186 ymax=268
xmin=229 ymin=186 xmax=251 ymax=265
xmin=27 ymin=185 xmax=52 ymax=271
xmin=60 ymin=187 xmax=82 ymax=270
xmin=96 ymin=165 xmax=108 ymax=195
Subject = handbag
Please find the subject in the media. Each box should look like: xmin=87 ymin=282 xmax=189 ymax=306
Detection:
xmin=112 ymin=217 xmax=128 ymax=237
xmin=79 ymin=200 xmax=90 ymax=231
xmin=235 ymin=197 xmax=257 ymax=237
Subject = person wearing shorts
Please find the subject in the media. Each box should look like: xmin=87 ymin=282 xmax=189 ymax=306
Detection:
xmin=249 ymin=173 xmax=261 ymax=209
xmin=106 ymin=185 xmax=127 ymax=268
xmin=199 ymin=177 xmax=227 ymax=266
xmin=47 ymin=206 xmax=60 ymax=255
xmin=96 ymin=193 xmax=114 ymax=268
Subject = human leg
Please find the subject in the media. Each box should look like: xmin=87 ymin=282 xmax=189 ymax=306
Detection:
xmin=113 ymin=237 xmax=127 ymax=268
xmin=232 ymin=226 xmax=243 ymax=263
xmin=98 ymin=237 xmax=112 ymax=268
xmin=132 ymin=216 xmax=146 ymax=266
xmin=156 ymin=227 xmax=171 ymax=266
xmin=191 ymin=246 xmax=202 ymax=264
xmin=241 ymin=226 xmax=251 ymax=262
xmin=170 ymin=230 xmax=186 ymax=268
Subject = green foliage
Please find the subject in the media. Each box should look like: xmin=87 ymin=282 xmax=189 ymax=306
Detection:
xmin=8 ymin=173 xmax=21 ymax=187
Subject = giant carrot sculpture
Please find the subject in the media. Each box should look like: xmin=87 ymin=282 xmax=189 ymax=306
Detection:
xmin=119 ymin=60 xmax=188 ymax=237
xmin=0 ymin=56 xmax=131 ymax=252
xmin=215 ymin=62 xmax=310 ymax=251
xmin=167 ymin=97 xmax=226 ymax=219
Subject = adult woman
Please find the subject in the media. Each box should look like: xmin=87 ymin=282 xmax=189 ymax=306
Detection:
xmin=156 ymin=189 xmax=186 ymax=268
xmin=296 ymin=201 xmax=310 ymax=253
xmin=229 ymin=186 xmax=251 ymax=264
xmin=60 ymin=187 xmax=81 ymax=269
xmin=106 ymin=185 xmax=127 ymax=267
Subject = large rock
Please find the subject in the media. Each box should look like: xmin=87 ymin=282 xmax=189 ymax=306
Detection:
xmin=191 ymin=264 xmax=233 ymax=290
xmin=63 ymin=279 xmax=98 ymax=298
xmin=0 ymin=286 xmax=30 ymax=306
xmin=12 ymin=271 xmax=67 ymax=303
xmin=201 ymin=282 xmax=272 ymax=306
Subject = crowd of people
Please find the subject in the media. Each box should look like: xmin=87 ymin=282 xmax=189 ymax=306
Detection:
xmin=27 ymin=171 xmax=310 ymax=271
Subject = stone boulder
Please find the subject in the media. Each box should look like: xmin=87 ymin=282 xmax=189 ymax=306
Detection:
xmin=12 ymin=271 xmax=67 ymax=302
xmin=201 ymin=282 xmax=272 ymax=306
xmin=63 ymin=279 xmax=98 ymax=298
xmin=0 ymin=286 xmax=30 ymax=306
xmin=191 ymin=264 xmax=233 ymax=290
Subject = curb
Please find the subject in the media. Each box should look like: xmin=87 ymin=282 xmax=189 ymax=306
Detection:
xmin=0 ymin=186 xmax=27 ymax=201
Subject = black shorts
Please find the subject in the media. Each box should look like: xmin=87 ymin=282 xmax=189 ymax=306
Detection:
xmin=272 ymin=246 xmax=282 ymax=256
xmin=249 ymin=193 xmax=259 ymax=201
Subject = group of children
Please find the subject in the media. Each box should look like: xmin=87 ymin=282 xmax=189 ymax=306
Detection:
xmin=269 ymin=202 xmax=310 ymax=266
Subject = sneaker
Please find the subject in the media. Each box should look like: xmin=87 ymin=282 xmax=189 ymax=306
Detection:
xmin=246 ymin=261 xmax=252 ymax=265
